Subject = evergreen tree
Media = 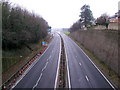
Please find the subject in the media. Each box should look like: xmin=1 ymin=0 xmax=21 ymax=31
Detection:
xmin=79 ymin=4 xmax=94 ymax=28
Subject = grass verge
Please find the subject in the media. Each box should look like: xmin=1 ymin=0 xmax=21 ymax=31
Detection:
xmin=62 ymin=31 xmax=70 ymax=35
xmin=69 ymin=36 xmax=120 ymax=88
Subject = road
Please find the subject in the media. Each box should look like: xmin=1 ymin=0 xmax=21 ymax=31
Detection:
xmin=60 ymin=33 xmax=114 ymax=88
xmin=13 ymin=32 xmax=114 ymax=89
xmin=13 ymin=33 xmax=61 ymax=89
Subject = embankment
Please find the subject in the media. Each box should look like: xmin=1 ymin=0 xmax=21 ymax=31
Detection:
xmin=69 ymin=30 xmax=119 ymax=76
xmin=2 ymin=34 xmax=52 ymax=83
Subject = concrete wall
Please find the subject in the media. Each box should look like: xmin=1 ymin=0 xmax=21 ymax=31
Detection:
xmin=70 ymin=30 xmax=119 ymax=75
xmin=108 ymin=23 xmax=118 ymax=30
xmin=94 ymin=25 xmax=106 ymax=29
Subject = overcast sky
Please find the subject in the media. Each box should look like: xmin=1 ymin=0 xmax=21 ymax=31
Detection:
xmin=9 ymin=0 xmax=119 ymax=28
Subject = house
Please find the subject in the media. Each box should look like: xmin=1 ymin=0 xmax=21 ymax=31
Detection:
xmin=108 ymin=11 xmax=120 ymax=30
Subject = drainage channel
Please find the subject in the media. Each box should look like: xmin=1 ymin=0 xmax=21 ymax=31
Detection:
xmin=55 ymin=34 xmax=70 ymax=89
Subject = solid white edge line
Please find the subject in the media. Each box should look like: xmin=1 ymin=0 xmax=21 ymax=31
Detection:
xmin=54 ymin=35 xmax=61 ymax=89
xmin=12 ymin=36 xmax=54 ymax=89
xmin=64 ymin=43 xmax=71 ymax=89
xmin=70 ymin=37 xmax=116 ymax=89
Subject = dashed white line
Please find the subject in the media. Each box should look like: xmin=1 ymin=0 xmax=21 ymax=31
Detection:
xmin=42 ymin=67 xmax=45 ymax=72
xmin=45 ymin=62 xmax=48 ymax=69
xmin=36 ymin=73 xmax=43 ymax=84
xmin=32 ymin=73 xmax=43 ymax=90
xmin=71 ymin=37 xmax=115 ymax=89
xmin=12 ymin=38 xmax=54 ymax=89
xmin=11 ymin=57 xmax=41 ymax=89
xmin=79 ymin=62 xmax=82 ymax=66
xmin=42 ymin=62 xmax=48 ymax=72
xmin=85 ymin=75 xmax=89 ymax=81
xmin=42 ymin=68 xmax=44 ymax=72
xmin=52 ymin=50 xmax=54 ymax=53
xmin=49 ymin=55 xmax=51 ymax=59
xmin=33 ymin=58 xmax=49 ymax=89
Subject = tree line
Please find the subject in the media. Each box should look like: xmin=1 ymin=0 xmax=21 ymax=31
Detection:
xmin=2 ymin=0 xmax=49 ymax=50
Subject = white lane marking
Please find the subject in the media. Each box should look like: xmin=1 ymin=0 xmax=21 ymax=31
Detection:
xmin=85 ymin=75 xmax=89 ymax=81
xmin=45 ymin=62 xmax=48 ymax=68
xmin=49 ymin=55 xmax=51 ymax=59
xmin=32 ymin=73 xmax=43 ymax=90
xmin=12 ymin=38 xmax=54 ymax=89
xmin=42 ymin=62 xmax=48 ymax=72
xmin=65 ymin=45 xmax=71 ymax=89
xmin=70 ymin=37 xmax=115 ymax=89
xmin=79 ymin=62 xmax=82 ymax=66
xmin=54 ymin=35 xmax=61 ymax=89
xmin=42 ymin=68 xmax=45 ymax=72
xmin=51 ymin=51 xmax=53 ymax=53
xmin=11 ymin=57 xmax=41 ymax=89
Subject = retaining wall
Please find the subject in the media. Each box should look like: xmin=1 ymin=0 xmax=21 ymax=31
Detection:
xmin=70 ymin=30 xmax=119 ymax=75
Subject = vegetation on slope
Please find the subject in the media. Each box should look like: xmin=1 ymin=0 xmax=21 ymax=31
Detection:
xmin=2 ymin=0 xmax=49 ymax=73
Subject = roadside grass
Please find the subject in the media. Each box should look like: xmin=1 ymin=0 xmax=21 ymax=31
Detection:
xmin=70 ymin=37 xmax=120 ymax=88
xmin=2 ymin=34 xmax=52 ymax=83
xmin=2 ymin=41 xmax=42 ymax=73
xmin=61 ymin=31 xmax=70 ymax=35
xmin=2 ymin=42 xmax=43 ymax=83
